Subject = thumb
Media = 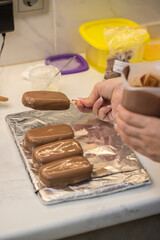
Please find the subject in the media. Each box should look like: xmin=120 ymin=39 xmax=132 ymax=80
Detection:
xmin=81 ymin=87 xmax=101 ymax=108
xmin=77 ymin=82 xmax=103 ymax=108
xmin=78 ymin=97 xmax=94 ymax=108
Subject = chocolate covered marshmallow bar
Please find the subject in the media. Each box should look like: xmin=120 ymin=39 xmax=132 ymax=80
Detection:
xmin=39 ymin=156 xmax=92 ymax=188
xmin=32 ymin=138 xmax=83 ymax=166
xmin=22 ymin=91 xmax=70 ymax=110
xmin=24 ymin=124 xmax=74 ymax=152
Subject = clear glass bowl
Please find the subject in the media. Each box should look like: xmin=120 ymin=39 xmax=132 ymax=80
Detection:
xmin=29 ymin=65 xmax=61 ymax=91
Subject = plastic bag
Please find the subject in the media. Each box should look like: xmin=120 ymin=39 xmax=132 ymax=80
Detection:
xmin=104 ymin=26 xmax=148 ymax=79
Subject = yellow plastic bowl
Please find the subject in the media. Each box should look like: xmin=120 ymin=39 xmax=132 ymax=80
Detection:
xmin=143 ymin=39 xmax=160 ymax=60
xmin=79 ymin=18 xmax=150 ymax=73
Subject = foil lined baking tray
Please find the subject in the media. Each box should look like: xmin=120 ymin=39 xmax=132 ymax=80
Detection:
xmin=5 ymin=105 xmax=151 ymax=205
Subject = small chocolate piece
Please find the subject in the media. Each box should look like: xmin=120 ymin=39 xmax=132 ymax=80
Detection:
xmin=24 ymin=124 xmax=74 ymax=152
xmin=32 ymin=139 xmax=83 ymax=166
xmin=22 ymin=91 xmax=70 ymax=110
xmin=39 ymin=156 xmax=92 ymax=188
xmin=140 ymin=73 xmax=160 ymax=87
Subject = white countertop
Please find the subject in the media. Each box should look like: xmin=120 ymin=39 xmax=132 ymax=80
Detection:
xmin=0 ymin=61 xmax=160 ymax=240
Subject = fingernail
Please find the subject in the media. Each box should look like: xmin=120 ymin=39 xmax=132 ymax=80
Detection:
xmin=76 ymin=97 xmax=85 ymax=100
xmin=114 ymin=123 xmax=118 ymax=130
xmin=117 ymin=104 xmax=121 ymax=110
xmin=97 ymin=97 xmax=103 ymax=103
xmin=106 ymin=104 xmax=112 ymax=108
xmin=112 ymin=111 xmax=118 ymax=119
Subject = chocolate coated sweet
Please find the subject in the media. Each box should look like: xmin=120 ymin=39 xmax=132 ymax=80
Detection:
xmin=22 ymin=91 xmax=70 ymax=110
xmin=140 ymin=73 xmax=160 ymax=87
xmin=32 ymin=138 xmax=83 ymax=166
xmin=24 ymin=124 xmax=74 ymax=152
xmin=39 ymin=156 xmax=92 ymax=188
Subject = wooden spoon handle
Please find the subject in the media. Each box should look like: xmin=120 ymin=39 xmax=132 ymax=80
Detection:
xmin=0 ymin=96 xmax=8 ymax=102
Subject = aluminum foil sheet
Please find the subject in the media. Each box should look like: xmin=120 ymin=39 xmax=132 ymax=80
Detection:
xmin=5 ymin=105 xmax=151 ymax=205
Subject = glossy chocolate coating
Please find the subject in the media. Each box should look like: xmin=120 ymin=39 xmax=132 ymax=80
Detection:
xmin=24 ymin=124 xmax=74 ymax=152
xmin=22 ymin=91 xmax=70 ymax=110
xmin=39 ymin=156 xmax=92 ymax=188
xmin=32 ymin=139 xmax=83 ymax=166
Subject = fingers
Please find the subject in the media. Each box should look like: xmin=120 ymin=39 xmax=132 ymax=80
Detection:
xmin=115 ymin=125 xmax=158 ymax=162
xmin=86 ymin=79 xmax=121 ymax=108
xmin=75 ymin=96 xmax=105 ymax=114
xmin=103 ymin=111 xmax=114 ymax=122
xmin=92 ymin=97 xmax=114 ymax=122
xmin=117 ymin=128 xmax=144 ymax=153
xmin=88 ymin=83 xmax=102 ymax=104
xmin=115 ymin=113 xmax=142 ymax=139
xmin=115 ymin=105 xmax=160 ymax=161
xmin=74 ymin=90 xmax=100 ymax=113
xmin=98 ymin=105 xmax=112 ymax=121
xmin=115 ymin=105 xmax=145 ymax=152
xmin=92 ymin=97 xmax=103 ymax=116
xmin=117 ymin=105 xmax=151 ymax=128
xmin=115 ymin=117 xmax=145 ymax=155
xmin=111 ymin=86 xmax=123 ymax=119
xmin=78 ymin=97 xmax=94 ymax=108
xmin=75 ymin=99 xmax=92 ymax=113
xmin=75 ymin=78 xmax=123 ymax=117
xmin=75 ymin=96 xmax=113 ymax=122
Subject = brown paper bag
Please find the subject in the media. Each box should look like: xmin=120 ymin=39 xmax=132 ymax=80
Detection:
xmin=121 ymin=61 xmax=160 ymax=117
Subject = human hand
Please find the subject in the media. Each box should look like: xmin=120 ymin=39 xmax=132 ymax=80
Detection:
xmin=75 ymin=77 xmax=123 ymax=122
xmin=115 ymin=105 xmax=160 ymax=163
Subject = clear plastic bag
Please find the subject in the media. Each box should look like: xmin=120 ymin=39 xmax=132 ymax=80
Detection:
xmin=104 ymin=26 xmax=148 ymax=79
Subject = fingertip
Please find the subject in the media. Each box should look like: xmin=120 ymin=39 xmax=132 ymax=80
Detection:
xmin=117 ymin=104 xmax=121 ymax=110
xmin=75 ymin=102 xmax=83 ymax=110
xmin=96 ymin=96 xmax=103 ymax=104
xmin=76 ymin=97 xmax=85 ymax=101
xmin=114 ymin=123 xmax=118 ymax=131
xmin=106 ymin=104 xmax=112 ymax=108
xmin=78 ymin=98 xmax=93 ymax=108
xmin=105 ymin=105 xmax=112 ymax=114
xmin=106 ymin=104 xmax=112 ymax=110
xmin=74 ymin=100 xmax=83 ymax=110
xmin=116 ymin=104 xmax=123 ymax=117
xmin=100 ymin=96 xmax=103 ymax=102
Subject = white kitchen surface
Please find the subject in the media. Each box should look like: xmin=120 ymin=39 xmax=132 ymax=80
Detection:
xmin=0 ymin=60 xmax=160 ymax=240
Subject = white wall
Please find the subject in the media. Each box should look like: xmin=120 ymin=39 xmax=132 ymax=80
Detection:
xmin=1 ymin=0 xmax=160 ymax=66
xmin=54 ymin=0 xmax=160 ymax=54
xmin=1 ymin=0 xmax=55 ymax=66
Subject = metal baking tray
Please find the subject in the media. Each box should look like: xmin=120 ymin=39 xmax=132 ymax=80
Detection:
xmin=5 ymin=105 xmax=151 ymax=205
